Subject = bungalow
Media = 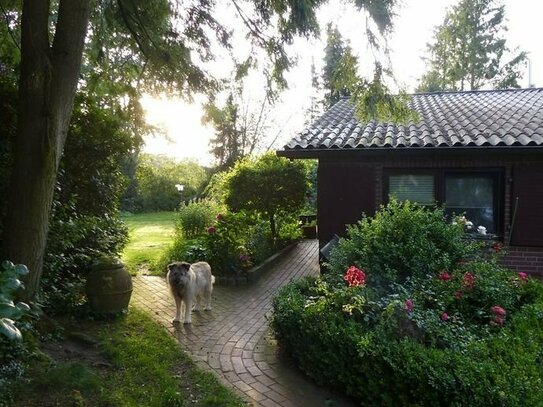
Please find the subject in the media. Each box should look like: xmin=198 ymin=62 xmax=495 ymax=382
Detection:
xmin=277 ymin=88 xmax=543 ymax=276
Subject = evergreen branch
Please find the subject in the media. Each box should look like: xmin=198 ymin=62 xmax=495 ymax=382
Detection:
xmin=0 ymin=2 xmax=21 ymax=51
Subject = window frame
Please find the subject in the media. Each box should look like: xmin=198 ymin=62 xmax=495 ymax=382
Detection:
xmin=384 ymin=168 xmax=504 ymax=236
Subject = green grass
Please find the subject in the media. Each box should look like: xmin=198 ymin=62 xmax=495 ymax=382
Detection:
xmin=121 ymin=211 xmax=176 ymax=273
xmin=13 ymin=309 xmax=245 ymax=407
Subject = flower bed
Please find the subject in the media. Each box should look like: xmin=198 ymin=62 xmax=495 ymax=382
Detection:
xmin=272 ymin=200 xmax=543 ymax=406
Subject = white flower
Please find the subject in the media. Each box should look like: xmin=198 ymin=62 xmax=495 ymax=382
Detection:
xmin=477 ymin=225 xmax=487 ymax=235
xmin=466 ymin=221 xmax=473 ymax=230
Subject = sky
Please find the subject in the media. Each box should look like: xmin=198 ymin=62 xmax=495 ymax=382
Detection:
xmin=142 ymin=0 xmax=543 ymax=166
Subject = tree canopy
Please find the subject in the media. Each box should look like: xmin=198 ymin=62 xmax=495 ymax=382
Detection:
xmin=322 ymin=24 xmax=359 ymax=109
xmin=417 ymin=0 xmax=527 ymax=92
xmin=0 ymin=0 xmax=400 ymax=299
xmin=224 ymin=153 xmax=307 ymax=243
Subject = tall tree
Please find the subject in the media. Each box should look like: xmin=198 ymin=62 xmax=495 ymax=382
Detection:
xmin=322 ymin=24 xmax=359 ymax=109
xmin=204 ymin=93 xmax=269 ymax=168
xmin=2 ymin=0 xmax=91 ymax=301
xmin=417 ymin=0 xmax=527 ymax=92
xmin=1 ymin=0 xmax=398 ymax=299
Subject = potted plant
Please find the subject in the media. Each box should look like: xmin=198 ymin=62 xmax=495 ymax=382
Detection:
xmin=299 ymin=215 xmax=317 ymax=239
xmin=85 ymin=256 xmax=132 ymax=313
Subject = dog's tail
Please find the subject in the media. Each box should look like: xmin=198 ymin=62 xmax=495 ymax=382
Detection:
xmin=211 ymin=275 xmax=216 ymax=284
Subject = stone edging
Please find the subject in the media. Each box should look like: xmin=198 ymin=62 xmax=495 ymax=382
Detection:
xmin=214 ymin=242 xmax=299 ymax=286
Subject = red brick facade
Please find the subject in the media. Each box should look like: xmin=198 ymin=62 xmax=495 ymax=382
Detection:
xmin=503 ymin=247 xmax=543 ymax=277
xmin=317 ymin=152 xmax=543 ymax=276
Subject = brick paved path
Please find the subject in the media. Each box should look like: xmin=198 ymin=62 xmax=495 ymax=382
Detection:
xmin=132 ymin=240 xmax=355 ymax=407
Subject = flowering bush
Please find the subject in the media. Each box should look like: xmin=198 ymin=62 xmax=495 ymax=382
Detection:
xmin=272 ymin=201 xmax=543 ymax=406
xmin=328 ymin=199 xmax=473 ymax=292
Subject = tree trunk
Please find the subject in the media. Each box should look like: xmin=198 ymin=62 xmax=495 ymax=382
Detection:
xmin=1 ymin=0 xmax=91 ymax=301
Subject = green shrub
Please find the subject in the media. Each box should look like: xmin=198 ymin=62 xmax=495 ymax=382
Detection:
xmin=202 ymin=211 xmax=258 ymax=275
xmin=41 ymin=208 xmax=129 ymax=315
xmin=176 ymin=200 xmax=221 ymax=239
xmin=328 ymin=199 xmax=472 ymax=292
xmin=272 ymin=201 xmax=543 ymax=406
xmin=0 ymin=261 xmax=32 ymax=341
xmin=0 ymin=261 xmax=38 ymax=406
xmin=155 ymin=236 xmax=210 ymax=275
xmin=158 ymin=210 xmax=301 ymax=276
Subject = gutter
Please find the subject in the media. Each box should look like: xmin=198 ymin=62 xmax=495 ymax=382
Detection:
xmin=276 ymin=146 xmax=543 ymax=159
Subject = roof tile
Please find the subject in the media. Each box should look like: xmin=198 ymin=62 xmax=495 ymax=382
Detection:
xmin=283 ymin=88 xmax=543 ymax=152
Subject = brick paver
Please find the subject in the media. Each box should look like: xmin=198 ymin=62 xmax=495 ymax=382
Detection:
xmin=132 ymin=240 xmax=355 ymax=407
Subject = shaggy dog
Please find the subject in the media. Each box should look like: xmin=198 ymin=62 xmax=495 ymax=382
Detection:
xmin=166 ymin=261 xmax=214 ymax=324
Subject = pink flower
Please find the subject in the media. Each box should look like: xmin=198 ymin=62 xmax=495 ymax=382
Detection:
xmin=490 ymin=307 xmax=506 ymax=326
xmin=454 ymin=290 xmax=464 ymax=300
xmin=239 ymin=254 xmax=248 ymax=262
xmin=518 ymin=272 xmax=528 ymax=282
xmin=493 ymin=243 xmax=503 ymax=253
xmin=439 ymin=271 xmax=451 ymax=281
xmin=216 ymin=213 xmax=224 ymax=221
xmin=405 ymin=299 xmax=414 ymax=313
xmin=490 ymin=306 xmax=506 ymax=317
xmin=207 ymin=226 xmax=216 ymax=234
xmin=463 ymin=272 xmax=475 ymax=289
xmin=343 ymin=266 xmax=366 ymax=287
xmin=440 ymin=312 xmax=449 ymax=322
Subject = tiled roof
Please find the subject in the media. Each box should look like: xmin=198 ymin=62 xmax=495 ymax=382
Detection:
xmin=282 ymin=88 xmax=543 ymax=154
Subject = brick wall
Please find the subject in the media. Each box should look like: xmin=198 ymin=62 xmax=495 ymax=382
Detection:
xmin=318 ymin=154 xmax=543 ymax=265
xmin=503 ymin=246 xmax=543 ymax=277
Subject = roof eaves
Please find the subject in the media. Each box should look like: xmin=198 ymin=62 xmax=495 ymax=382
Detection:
xmin=276 ymin=145 xmax=543 ymax=159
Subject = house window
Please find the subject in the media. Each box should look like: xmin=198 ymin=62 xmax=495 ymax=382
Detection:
xmin=386 ymin=170 xmax=502 ymax=235
xmin=444 ymin=174 xmax=496 ymax=233
xmin=389 ymin=175 xmax=435 ymax=205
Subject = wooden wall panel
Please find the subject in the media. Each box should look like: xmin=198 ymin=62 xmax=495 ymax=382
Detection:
xmin=511 ymin=164 xmax=543 ymax=247
xmin=317 ymin=161 xmax=376 ymax=247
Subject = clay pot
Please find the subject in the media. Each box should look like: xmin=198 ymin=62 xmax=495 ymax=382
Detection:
xmin=86 ymin=258 xmax=132 ymax=313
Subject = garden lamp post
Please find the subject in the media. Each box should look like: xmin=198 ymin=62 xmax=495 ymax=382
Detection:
xmin=175 ymin=184 xmax=184 ymax=205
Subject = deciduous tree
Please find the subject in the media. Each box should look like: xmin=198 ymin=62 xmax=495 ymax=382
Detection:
xmin=1 ymin=0 xmax=398 ymax=299
xmin=224 ymin=153 xmax=307 ymax=244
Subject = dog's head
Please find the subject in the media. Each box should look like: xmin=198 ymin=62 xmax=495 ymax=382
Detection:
xmin=167 ymin=261 xmax=191 ymax=286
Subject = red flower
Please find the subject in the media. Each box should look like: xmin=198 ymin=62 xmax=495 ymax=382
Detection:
xmin=518 ymin=272 xmax=528 ymax=282
xmin=216 ymin=213 xmax=225 ymax=221
xmin=454 ymin=290 xmax=464 ymax=300
xmin=493 ymin=242 xmax=503 ymax=253
xmin=405 ymin=299 xmax=414 ymax=313
xmin=207 ymin=226 xmax=216 ymax=234
xmin=440 ymin=312 xmax=449 ymax=321
xmin=439 ymin=271 xmax=451 ymax=281
xmin=343 ymin=266 xmax=366 ymax=287
xmin=462 ymin=272 xmax=475 ymax=289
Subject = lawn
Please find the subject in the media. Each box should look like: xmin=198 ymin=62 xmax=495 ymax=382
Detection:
xmin=121 ymin=211 xmax=176 ymax=273
xmin=11 ymin=309 xmax=245 ymax=407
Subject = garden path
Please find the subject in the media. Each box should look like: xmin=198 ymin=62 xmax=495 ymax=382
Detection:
xmin=132 ymin=240 xmax=355 ymax=407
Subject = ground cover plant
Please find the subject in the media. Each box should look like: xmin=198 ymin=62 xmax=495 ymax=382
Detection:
xmin=272 ymin=200 xmax=543 ymax=406
xmin=8 ymin=308 xmax=244 ymax=407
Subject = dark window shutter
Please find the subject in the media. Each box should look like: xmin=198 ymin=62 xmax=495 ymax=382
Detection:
xmin=511 ymin=165 xmax=543 ymax=247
